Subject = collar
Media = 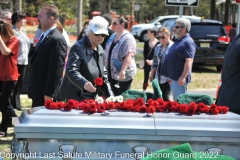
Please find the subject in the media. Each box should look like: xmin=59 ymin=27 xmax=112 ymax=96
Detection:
xmin=41 ymin=26 xmax=57 ymax=39
xmin=176 ymin=33 xmax=189 ymax=41
xmin=84 ymin=36 xmax=104 ymax=56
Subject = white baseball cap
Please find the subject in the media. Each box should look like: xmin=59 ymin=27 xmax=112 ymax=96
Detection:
xmin=89 ymin=16 xmax=109 ymax=35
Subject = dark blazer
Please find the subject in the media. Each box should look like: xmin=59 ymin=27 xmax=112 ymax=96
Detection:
xmin=28 ymin=28 xmax=67 ymax=100
xmin=55 ymin=36 xmax=113 ymax=101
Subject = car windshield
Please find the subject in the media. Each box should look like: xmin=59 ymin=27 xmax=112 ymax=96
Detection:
xmin=149 ymin=17 xmax=160 ymax=23
xmin=190 ymin=24 xmax=226 ymax=38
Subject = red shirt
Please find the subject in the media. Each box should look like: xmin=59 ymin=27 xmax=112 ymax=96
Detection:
xmin=0 ymin=36 xmax=20 ymax=81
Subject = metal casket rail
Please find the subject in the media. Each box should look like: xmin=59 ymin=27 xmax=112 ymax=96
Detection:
xmin=10 ymin=107 xmax=240 ymax=160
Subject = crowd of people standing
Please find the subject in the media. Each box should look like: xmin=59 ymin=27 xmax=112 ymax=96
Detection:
xmin=1 ymin=4 xmax=240 ymax=137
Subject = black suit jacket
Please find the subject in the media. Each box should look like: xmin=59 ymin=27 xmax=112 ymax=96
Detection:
xmin=28 ymin=28 xmax=67 ymax=100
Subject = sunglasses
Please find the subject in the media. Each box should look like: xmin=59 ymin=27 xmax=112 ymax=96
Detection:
xmin=159 ymin=35 xmax=166 ymax=39
xmin=174 ymin=26 xmax=183 ymax=29
xmin=93 ymin=33 xmax=107 ymax=38
xmin=112 ymin=22 xmax=118 ymax=26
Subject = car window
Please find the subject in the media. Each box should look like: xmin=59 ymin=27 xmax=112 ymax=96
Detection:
xmin=190 ymin=24 xmax=226 ymax=38
xmin=162 ymin=19 xmax=176 ymax=31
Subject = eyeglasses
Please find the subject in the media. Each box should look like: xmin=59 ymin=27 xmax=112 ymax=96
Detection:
xmin=93 ymin=33 xmax=107 ymax=38
xmin=159 ymin=35 xmax=166 ymax=39
xmin=174 ymin=26 xmax=183 ymax=29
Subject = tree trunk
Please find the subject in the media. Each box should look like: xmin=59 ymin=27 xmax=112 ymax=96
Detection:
xmin=210 ymin=0 xmax=215 ymax=19
xmin=224 ymin=0 xmax=230 ymax=25
xmin=100 ymin=0 xmax=105 ymax=15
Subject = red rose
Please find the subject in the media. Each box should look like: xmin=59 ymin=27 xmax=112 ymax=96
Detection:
xmin=89 ymin=103 xmax=97 ymax=114
xmin=82 ymin=103 xmax=90 ymax=113
xmin=79 ymin=101 xmax=86 ymax=110
xmin=179 ymin=104 xmax=189 ymax=113
xmin=217 ymin=106 xmax=223 ymax=113
xmin=139 ymin=105 xmax=147 ymax=113
xmin=211 ymin=108 xmax=219 ymax=115
xmin=210 ymin=104 xmax=218 ymax=110
xmin=50 ymin=102 xmax=58 ymax=110
xmin=115 ymin=102 xmax=121 ymax=109
xmin=63 ymin=103 xmax=72 ymax=111
xmin=187 ymin=107 xmax=195 ymax=116
xmin=197 ymin=102 xmax=208 ymax=113
xmin=134 ymin=98 xmax=145 ymax=106
xmin=106 ymin=102 xmax=116 ymax=110
xmin=166 ymin=101 xmax=179 ymax=112
xmin=85 ymin=99 xmax=95 ymax=104
xmin=97 ymin=103 xmax=106 ymax=113
xmin=68 ymin=99 xmax=79 ymax=109
xmin=156 ymin=98 xmax=164 ymax=104
xmin=133 ymin=105 xmax=140 ymax=112
xmin=118 ymin=101 xmax=126 ymax=110
xmin=187 ymin=102 xmax=198 ymax=115
xmin=44 ymin=99 xmax=54 ymax=109
xmin=156 ymin=100 xmax=166 ymax=112
xmin=94 ymin=77 xmax=103 ymax=86
xmin=147 ymin=98 xmax=154 ymax=106
xmin=57 ymin=102 xmax=64 ymax=110
xmin=148 ymin=105 xmax=156 ymax=114
xmin=222 ymin=106 xmax=229 ymax=114
xmin=125 ymin=102 xmax=133 ymax=111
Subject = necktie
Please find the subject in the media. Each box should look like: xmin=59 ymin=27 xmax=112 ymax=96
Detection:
xmin=36 ymin=34 xmax=44 ymax=49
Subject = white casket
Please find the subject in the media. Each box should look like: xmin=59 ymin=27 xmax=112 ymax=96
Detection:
xmin=11 ymin=107 xmax=240 ymax=160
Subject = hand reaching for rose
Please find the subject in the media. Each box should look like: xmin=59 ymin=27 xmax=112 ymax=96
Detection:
xmin=84 ymin=82 xmax=96 ymax=93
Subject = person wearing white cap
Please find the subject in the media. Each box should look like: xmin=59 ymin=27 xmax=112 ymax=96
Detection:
xmin=54 ymin=16 xmax=114 ymax=101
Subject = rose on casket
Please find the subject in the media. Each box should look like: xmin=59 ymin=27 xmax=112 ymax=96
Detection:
xmin=44 ymin=96 xmax=229 ymax=116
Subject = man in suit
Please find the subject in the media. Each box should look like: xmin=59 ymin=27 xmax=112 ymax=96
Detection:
xmin=28 ymin=4 xmax=67 ymax=107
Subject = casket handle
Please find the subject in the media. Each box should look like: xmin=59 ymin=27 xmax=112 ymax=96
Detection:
xmin=205 ymin=147 xmax=223 ymax=155
xmin=132 ymin=145 xmax=150 ymax=160
xmin=59 ymin=144 xmax=77 ymax=160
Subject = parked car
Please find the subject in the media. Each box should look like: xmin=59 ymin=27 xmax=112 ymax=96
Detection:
xmin=130 ymin=15 xmax=201 ymax=42
xmin=161 ymin=18 xmax=230 ymax=71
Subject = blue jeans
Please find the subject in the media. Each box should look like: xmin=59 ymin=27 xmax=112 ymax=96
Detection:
xmin=169 ymin=79 xmax=187 ymax=101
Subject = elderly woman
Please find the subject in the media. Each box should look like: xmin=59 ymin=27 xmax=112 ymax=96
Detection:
xmin=12 ymin=11 xmax=30 ymax=110
xmin=104 ymin=17 xmax=137 ymax=96
xmin=55 ymin=16 xmax=113 ymax=101
xmin=149 ymin=27 xmax=173 ymax=101
xmin=0 ymin=19 xmax=19 ymax=137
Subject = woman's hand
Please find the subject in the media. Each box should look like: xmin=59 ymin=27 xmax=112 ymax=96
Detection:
xmin=118 ymin=71 xmax=126 ymax=80
xmin=84 ymin=82 xmax=96 ymax=93
xmin=146 ymin=59 xmax=153 ymax=65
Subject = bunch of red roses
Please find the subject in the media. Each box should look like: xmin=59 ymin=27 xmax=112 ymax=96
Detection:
xmin=44 ymin=97 xmax=229 ymax=116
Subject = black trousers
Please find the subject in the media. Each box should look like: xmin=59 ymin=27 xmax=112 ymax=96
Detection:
xmin=108 ymin=77 xmax=133 ymax=96
xmin=159 ymin=82 xmax=171 ymax=101
xmin=12 ymin=64 xmax=27 ymax=110
xmin=143 ymin=64 xmax=151 ymax=90
xmin=0 ymin=81 xmax=17 ymax=132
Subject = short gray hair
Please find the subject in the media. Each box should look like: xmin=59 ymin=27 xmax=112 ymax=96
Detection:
xmin=0 ymin=11 xmax=12 ymax=19
xmin=176 ymin=18 xmax=191 ymax=32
